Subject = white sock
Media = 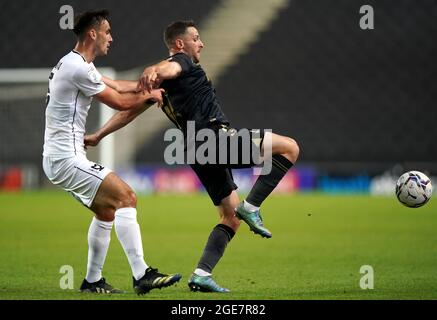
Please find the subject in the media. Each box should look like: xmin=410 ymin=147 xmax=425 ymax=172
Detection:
xmin=85 ymin=217 xmax=113 ymax=283
xmin=194 ymin=268 xmax=212 ymax=277
xmin=244 ymin=200 xmax=260 ymax=212
xmin=114 ymin=207 xmax=148 ymax=280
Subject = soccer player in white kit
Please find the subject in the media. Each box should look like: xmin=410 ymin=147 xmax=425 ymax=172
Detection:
xmin=42 ymin=10 xmax=181 ymax=294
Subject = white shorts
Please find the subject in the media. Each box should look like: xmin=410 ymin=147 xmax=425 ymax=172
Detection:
xmin=42 ymin=154 xmax=112 ymax=207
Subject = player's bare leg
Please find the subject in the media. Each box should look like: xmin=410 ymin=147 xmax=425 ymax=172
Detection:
xmin=269 ymin=132 xmax=299 ymax=164
xmin=236 ymin=132 xmax=299 ymax=238
xmin=91 ymin=172 xmax=137 ymax=219
xmin=217 ymin=191 xmax=241 ymax=231
xmin=188 ymin=191 xmax=241 ymax=293
xmin=81 ymin=173 xmax=181 ymax=295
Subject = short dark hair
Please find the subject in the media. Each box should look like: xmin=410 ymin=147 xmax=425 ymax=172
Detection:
xmin=164 ymin=20 xmax=196 ymax=48
xmin=73 ymin=9 xmax=110 ymax=39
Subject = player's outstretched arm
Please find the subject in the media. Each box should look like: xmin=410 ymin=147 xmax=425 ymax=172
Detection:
xmin=102 ymin=76 xmax=140 ymax=93
xmin=138 ymin=60 xmax=182 ymax=93
xmin=84 ymin=89 xmax=164 ymax=148
xmin=84 ymin=106 xmax=145 ymax=148
xmin=95 ymin=85 xmax=163 ymax=111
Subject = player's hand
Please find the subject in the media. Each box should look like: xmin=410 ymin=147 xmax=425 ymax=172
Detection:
xmin=146 ymin=88 xmax=165 ymax=108
xmin=139 ymin=68 xmax=159 ymax=94
xmin=84 ymin=133 xmax=101 ymax=149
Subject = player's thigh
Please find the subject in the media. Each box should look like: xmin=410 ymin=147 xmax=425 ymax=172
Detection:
xmin=217 ymin=127 xmax=263 ymax=168
xmin=190 ymin=164 xmax=237 ymax=206
xmin=43 ymin=155 xmax=112 ymax=208
xmin=92 ymin=172 xmax=137 ymax=210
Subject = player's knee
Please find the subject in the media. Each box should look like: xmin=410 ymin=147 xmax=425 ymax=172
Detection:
xmin=96 ymin=209 xmax=115 ymax=222
xmin=221 ymin=215 xmax=241 ymax=232
xmin=125 ymin=189 xmax=137 ymax=207
xmin=230 ymin=218 xmax=241 ymax=231
xmin=115 ymin=188 xmax=137 ymax=209
xmin=285 ymin=137 xmax=299 ymax=163
xmin=92 ymin=204 xmax=116 ymax=222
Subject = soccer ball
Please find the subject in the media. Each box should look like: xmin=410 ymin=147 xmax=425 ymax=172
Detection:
xmin=395 ymin=171 xmax=433 ymax=208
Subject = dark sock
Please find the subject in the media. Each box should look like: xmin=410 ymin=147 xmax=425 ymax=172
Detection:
xmin=197 ymin=224 xmax=235 ymax=273
xmin=246 ymin=154 xmax=293 ymax=207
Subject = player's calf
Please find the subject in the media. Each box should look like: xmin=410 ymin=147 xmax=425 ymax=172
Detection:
xmin=239 ymin=134 xmax=298 ymax=238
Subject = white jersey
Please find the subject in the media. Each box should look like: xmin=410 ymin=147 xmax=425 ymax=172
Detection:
xmin=43 ymin=50 xmax=106 ymax=157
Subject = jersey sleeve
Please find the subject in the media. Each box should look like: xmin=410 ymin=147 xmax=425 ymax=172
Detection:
xmin=72 ymin=64 xmax=106 ymax=97
xmin=168 ymin=53 xmax=193 ymax=74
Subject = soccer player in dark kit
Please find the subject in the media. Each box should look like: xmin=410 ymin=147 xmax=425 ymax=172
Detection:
xmin=87 ymin=20 xmax=299 ymax=292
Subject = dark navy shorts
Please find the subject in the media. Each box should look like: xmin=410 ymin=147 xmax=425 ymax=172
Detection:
xmin=190 ymin=125 xmax=266 ymax=205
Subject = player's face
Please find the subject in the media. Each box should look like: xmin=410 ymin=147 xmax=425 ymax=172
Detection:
xmin=181 ymin=27 xmax=204 ymax=63
xmin=95 ymin=20 xmax=113 ymax=56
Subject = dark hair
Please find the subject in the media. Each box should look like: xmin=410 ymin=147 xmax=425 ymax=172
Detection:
xmin=73 ymin=9 xmax=109 ymax=38
xmin=164 ymin=20 xmax=196 ymax=48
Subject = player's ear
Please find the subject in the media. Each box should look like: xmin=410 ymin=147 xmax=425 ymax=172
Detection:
xmin=175 ymin=38 xmax=184 ymax=50
xmin=89 ymin=29 xmax=97 ymax=40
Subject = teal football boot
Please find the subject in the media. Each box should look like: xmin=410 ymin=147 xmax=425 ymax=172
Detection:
xmin=235 ymin=202 xmax=272 ymax=238
xmin=188 ymin=274 xmax=230 ymax=293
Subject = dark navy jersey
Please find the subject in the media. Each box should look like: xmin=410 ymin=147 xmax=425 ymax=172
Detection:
xmin=160 ymin=53 xmax=229 ymax=133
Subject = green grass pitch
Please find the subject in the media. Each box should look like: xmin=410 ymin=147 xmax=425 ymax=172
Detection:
xmin=0 ymin=191 xmax=436 ymax=300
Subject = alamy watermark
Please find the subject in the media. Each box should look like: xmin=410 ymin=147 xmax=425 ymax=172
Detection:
xmin=359 ymin=5 xmax=374 ymax=30
xmin=163 ymin=121 xmax=273 ymax=175
xmin=359 ymin=265 xmax=374 ymax=289
xmin=59 ymin=5 xmax=74 ymax=30
xmin=59 ymin=265 xmax=74 ymax=289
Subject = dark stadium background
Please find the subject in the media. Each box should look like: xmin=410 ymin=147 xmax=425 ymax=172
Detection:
xmin=1 ymin=0 xmax=436 ymax=190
